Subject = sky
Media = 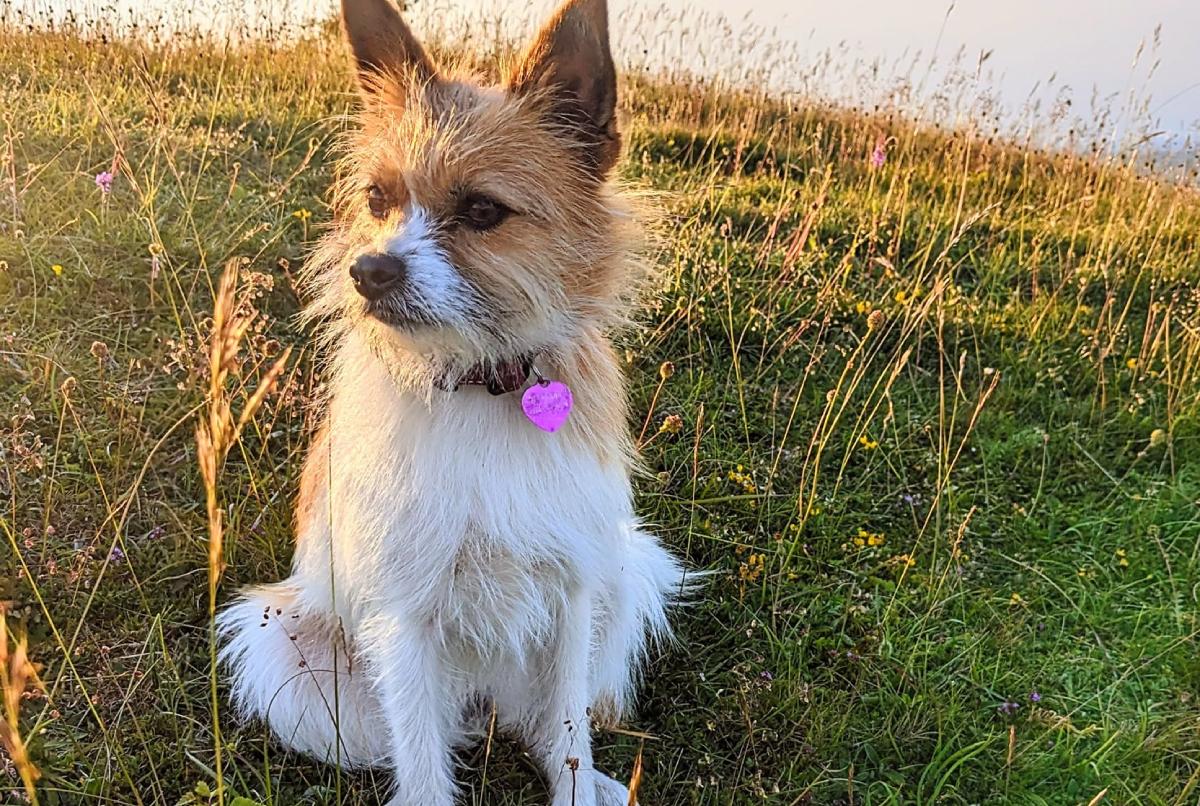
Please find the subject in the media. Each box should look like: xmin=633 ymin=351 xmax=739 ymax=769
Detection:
xmin=15 ymin=0 xmax=1200 ymax=150
xmin=681 ymin=0 xmax=1200 ymax=139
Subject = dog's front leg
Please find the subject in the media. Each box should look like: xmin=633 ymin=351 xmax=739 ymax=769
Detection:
xmin=530 ymin=584 xmax=628 ymax=806
xmin=361 ymin=613 xmax=457 ymax=806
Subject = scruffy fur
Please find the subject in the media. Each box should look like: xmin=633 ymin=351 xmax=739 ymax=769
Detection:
xmin=217 ymin=1 xmax=686 ymax=804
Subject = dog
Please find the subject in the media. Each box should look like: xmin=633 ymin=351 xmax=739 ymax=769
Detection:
xmin=217 ymin=0 xmax=686 ymax=803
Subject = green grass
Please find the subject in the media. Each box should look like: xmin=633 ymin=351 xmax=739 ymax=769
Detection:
xmin=2 ymin=16 xmax=1200 ymax=806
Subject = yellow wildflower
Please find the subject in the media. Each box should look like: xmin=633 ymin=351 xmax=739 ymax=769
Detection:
xmin=739 ymin=553 xmax=765 ymax=582
xmin=659 ymin=414 xmax=683 ymax=435
xmin=727 ymin=466 xmax=757 ymax=494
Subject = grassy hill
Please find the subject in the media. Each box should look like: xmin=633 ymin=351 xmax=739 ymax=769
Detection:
xmin=1 ymin=17 xmax=1199 ymax=806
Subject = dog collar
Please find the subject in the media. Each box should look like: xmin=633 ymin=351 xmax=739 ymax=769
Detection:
xmin=442 ymin=356 xmax=533 ymax=396
xmin=435 ymin=354 xmax=573 ymax=433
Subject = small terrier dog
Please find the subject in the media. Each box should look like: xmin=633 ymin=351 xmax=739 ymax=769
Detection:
xmin=218 ymin=0 xmax=685 ymax=803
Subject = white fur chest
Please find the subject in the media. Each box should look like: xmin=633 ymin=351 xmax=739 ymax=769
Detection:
xmin=293 ymin=335 xmax=634 ymax=658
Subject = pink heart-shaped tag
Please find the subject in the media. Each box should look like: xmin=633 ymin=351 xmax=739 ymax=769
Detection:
xmin=521 ymin=380 xmax=573 ymax=433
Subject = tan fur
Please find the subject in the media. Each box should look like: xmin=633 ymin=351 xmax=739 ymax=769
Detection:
xmin=293 ymin=420 xmax=329 ymax=552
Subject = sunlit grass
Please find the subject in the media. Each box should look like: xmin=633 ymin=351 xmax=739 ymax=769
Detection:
xmin=1 ymin=6 xmax=1198 ymax=805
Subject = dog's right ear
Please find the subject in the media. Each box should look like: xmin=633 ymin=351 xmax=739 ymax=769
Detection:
xmin=341 ymin=0 xmax=436 ymax=93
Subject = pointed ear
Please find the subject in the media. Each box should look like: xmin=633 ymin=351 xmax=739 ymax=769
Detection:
xmin=506 ymin=0 xmax=620 ymax=178
xmin=341 ymin=0 xmax=435 ymax=92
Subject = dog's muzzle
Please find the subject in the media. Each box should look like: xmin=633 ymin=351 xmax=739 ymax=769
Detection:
xmin=350 ymin=253 xmax=406 ymax=301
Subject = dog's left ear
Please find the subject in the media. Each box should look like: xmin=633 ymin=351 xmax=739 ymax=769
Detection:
xmin=506 ymin=0 xmax=619 ymax=178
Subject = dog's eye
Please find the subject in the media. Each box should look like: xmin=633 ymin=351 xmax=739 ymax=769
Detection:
xmin=458 ymin=194 xmax=510 ymax=231
xmin=366 ymin=185 xmax=389 ymax=219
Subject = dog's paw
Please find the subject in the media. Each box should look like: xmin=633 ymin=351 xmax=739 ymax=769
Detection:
xmin=550 ymin=769 xmax=633 ymax=806
xmin=594 ymin=772 xmax=633 ymax=806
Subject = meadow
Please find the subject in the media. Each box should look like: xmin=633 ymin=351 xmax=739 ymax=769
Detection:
xmin=1 ymin=8 xmax=1199 ymax=805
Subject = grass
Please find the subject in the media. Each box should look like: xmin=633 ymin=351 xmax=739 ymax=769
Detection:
xmin=1 ymin=8 xmax=1199 ymax=805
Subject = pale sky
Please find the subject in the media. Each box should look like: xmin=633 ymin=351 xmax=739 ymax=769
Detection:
xmin=476 ymin=0 xmax=1200 ymax=146
xmin=691 ymin=0 xmax=1200 ymax=140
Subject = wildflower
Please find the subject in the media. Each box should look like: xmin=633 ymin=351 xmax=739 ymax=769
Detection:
xmin=1115 ymin=548 xmax=1129 ymax=567
xmin=659 ymin=360 xmax=675 ymax=380
xmin=51 ymin=263 xmax=63 ymax=277
xmin=292 ymin=208 xmax=312 ymax=221
xmin=95 ymin=170 xmax=114 ymax=195
xmin=727 ymin=466 xmax=757 ymax=494
xmin=858 ymin=434 xmax=879 ymax=450
xmin=867 ymin=309 xmax=884 ymax=331
xmin=109 ymin=545 xmax=125 ymax=563
xmin=997 ymin=700 xmax=1021 ymax=717
xmin=854 ymin=300 xmax=868 ymax=315
xmin=739 ymin=553 xmax=765 ymax=582
xmin=1125 ymin=358 xmax=1138 ymax=370
xmin=1009 ymin=591 xmax=1024 ymax=605
xmin=1029 ymin=691 xmax=1041 ymax=703
xmin=870 ymin=138 xmax=887 ymax=169
xmin=894 ymin=289 xmax=910 ymax=305
xmin=1149 ymin=428 xmax=1166 ymax=447
xmin=659 ymin=414 xmax=683 ymax=435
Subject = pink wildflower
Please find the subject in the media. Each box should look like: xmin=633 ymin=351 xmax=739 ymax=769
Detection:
xmin=870 ymin=139 xmax=887 ymax=169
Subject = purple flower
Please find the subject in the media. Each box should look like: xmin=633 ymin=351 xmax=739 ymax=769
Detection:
xmin=870 ymin=142 xmax=887 ymax=169
xmin=109 ymin=545 xmax=125 ymax=563
xmin=95 ymin=170 xmax=114 ymax=195
xmin=760 ymin=670 xmax=774 ymax=681
xmin=997 ymin=700 xmax=1021 ymax=717
xmin=1029 ymin=691 xmax=1041 ymax=703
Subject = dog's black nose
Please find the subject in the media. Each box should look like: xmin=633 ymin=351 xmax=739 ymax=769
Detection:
xmin=350 ymin=253 xmax=406 ymax=301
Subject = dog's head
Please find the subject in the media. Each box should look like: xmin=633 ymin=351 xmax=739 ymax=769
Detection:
xmin=309 ymin=0 xmax=639 ymax=366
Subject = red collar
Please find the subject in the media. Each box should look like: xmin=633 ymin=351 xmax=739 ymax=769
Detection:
xmin=440 ymin=356 xmax=533 ymax=395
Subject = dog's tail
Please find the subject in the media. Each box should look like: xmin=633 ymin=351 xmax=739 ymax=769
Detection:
xmin=217 ymin=580 xmax=387 ymax=768
xmin=590 ymin=526 xmax=692 ymax=721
